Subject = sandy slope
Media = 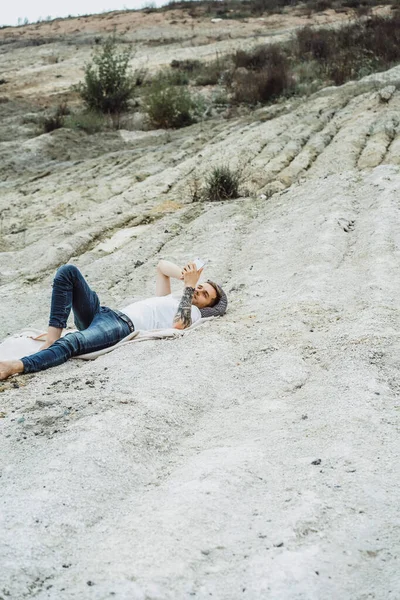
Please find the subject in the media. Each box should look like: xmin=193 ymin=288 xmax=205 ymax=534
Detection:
xmin=0 ymin=8 xmax=400 ymax=600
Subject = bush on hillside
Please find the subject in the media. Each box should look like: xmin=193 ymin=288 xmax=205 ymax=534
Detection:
xmin=64 ymin=110 xmax=107 ymax=134
xmin=170 ymin=59 xmax=202 ymax=73
xmin=194 ymin=55 xmax=232 ymax=86
xmin=76 ymin=34 xmax=135 ymax=115
xmin=295 ymin=15 xmax=400 ymax=85
xmin=39 ymin=103 xmax=70 ymax=133
xmin=144 ymin=82 xmax=197 ymax=128
xmin=233 ymin=55 xmax=294 ymax=104
xmin=203 ymin=165 xmax=241 ymax=201
xmin=41 ymin=114 xmax=64 ymax=133
xmin=157 ymin=68 xmax=190 ymax=86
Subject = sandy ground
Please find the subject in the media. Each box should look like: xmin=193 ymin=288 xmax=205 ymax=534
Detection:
xmin=0 ymin=6 xmax=400 ymax=600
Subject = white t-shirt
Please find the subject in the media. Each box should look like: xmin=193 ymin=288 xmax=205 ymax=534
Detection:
xmin=120 ymin=293 xmax=201 ymax=331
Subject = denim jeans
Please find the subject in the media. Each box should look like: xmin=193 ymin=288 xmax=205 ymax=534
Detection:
xmin=21 ymin=265 xmax=132 ymax=373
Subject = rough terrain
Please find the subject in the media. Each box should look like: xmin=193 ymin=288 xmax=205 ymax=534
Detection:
xmin=0 ymin=6 xmax=399 ymax=600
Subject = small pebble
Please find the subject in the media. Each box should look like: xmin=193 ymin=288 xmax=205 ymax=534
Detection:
xmin=311 ymin=459 xmax=321 ymax=465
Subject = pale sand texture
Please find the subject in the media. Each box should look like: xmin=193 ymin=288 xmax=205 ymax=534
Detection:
xmin=0 ymin=7 xmax=399 ymax=600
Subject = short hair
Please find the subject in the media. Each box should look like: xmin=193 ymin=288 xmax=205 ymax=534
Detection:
xmin=199 ymin=280 xmax=228 ymax=318
xmin=207 ymin=281 xmax=222 ymax=307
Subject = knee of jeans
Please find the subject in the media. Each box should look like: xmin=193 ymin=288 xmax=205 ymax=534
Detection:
xmin=54 ymin=264 xmax=79 ymax=282
xmin=57 ymin=331 xmax=81 ymax=355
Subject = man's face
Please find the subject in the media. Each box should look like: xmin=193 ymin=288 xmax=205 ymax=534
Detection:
xmin=192 ymin=282 xmax=217 ymax=309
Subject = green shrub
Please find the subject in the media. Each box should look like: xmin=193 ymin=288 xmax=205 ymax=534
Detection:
xmin=76 ymin=34 xmax=135 ymax=114
xmin=157 ymin=68 xmax=190 ymax=86
xmin=144 ymin=83 xmax=196 ymax=128
xmin=295 ymin=15 xmax=400 ymax=85
xmin=234 ymin=46 xmax=271 ymax=71
xmin=55 ymin=101 xmax=70 ymax=116
xmin=170 ymin=59 xmax=201 ymax=73
xmin=64 ymin=111 xmax=107 ymax=133
xmin=194 ymin=56 xmax=231 ymax=86
xmin=41 ymin=113 xmax=64 ymax=133
xmin=203 ymin=165 xmax=241 ymax=201
xmin=133 ymin=67 xmax=148 ymax=86
xmin=233 ymin=61 xmax=294 ymax=104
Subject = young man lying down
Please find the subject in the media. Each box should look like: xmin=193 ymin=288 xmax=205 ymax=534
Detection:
xmin=0 ymin=260 xmax=227 ymax=380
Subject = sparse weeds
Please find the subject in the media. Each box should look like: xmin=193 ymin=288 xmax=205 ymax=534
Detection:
xmin=203 ymin=165 xmax=242 ymax=201
xmin=64 ymin=110 xmax=107 ymax=133
xmin=188 ymin=175 xmax=203 ymax=202
xmin=41 ymin=113 xmax=64 ymax=133
xmin=39 ymin=102 xmax=70 ymax=133
xmin=230 ymin=13 xmax=400 ymax=103
xmin=133 ymin=67 xmax=148 ymax=86
xmin=157 ymin=68 xmax=190 ymax=86
xmin=146 ymin=13 xmax=400 ymax=113
xmin=170 ymin=59 xmax=202 ymax=73
xmin=295 ymin=15 xmax=400 ymax=85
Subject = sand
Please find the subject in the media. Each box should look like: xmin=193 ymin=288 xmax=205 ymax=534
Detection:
xmin=0 ymin=6 xmax=399 ymax=599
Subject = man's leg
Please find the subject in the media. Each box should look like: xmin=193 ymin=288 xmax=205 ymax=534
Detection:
xmin=17 ymin=308 xmax=130 ymax=375
xmin=41 ymin=264 xmax=101 ymax=348
xmin=0 ymin=266 xmax=111 ymax=381
xmin=50 ymin=264 xmax=101 ymax=330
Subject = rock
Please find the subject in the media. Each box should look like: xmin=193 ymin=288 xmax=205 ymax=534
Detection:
xmin=378 ymin=85 xmax=396 ymax=102
xmin=311 ymin=459 xmax=322 ymax=465
xmin=36 ymin=399 xmax=56 ymax=407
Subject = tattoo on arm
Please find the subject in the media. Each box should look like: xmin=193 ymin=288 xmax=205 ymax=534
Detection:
xmin=173 ymin=286 xmax=195 ymax=328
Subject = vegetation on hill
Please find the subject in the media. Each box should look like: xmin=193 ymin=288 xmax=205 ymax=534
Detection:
xmin=23 ymin=10 xmax=400 ymax=136
xmin=157 ymin=12 xmax=400 ymax=108
xmin=75 ymin=34 xmax=136 ymax=116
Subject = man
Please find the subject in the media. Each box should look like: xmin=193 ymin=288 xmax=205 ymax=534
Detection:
xmin=0 ymin=260 xmax=227 ymax=380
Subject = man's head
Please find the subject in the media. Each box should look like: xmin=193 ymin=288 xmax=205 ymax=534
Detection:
xmin=192 ymin=279 xmax=228 ymax=317
xmin=192 ymin=281 xmax=218 ymax=309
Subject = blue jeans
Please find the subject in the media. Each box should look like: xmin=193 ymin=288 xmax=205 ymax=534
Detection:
xmin=21 ymin=265 xmax=132 ymax=373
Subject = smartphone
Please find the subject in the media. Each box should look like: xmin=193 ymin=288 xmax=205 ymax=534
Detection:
xmin=194 ymin=258 xmax=206 ymax=270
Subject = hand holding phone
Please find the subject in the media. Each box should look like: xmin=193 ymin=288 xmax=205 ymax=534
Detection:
xmin=182 ymin=261 xmax=203 ymax=288
xmin=193 ymin=258 xmax=207 ymax=270
xmin=180 ymin=258 xmax=207 ymax=280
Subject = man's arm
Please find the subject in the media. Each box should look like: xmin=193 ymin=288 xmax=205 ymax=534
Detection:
xmin=173 ymin=286 xmax=195 ymax=330
xmin=172 ymin=262 xmax=203 ymax=330
xmin=156 ymin=260 xmax=184 ymax=296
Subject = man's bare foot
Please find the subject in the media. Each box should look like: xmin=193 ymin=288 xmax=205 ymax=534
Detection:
xmin=0 ymin=360 xmax=24 ymax=381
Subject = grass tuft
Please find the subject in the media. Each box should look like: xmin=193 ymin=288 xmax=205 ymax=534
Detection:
xmin=203 ymin=165 xmax=242 ymax=201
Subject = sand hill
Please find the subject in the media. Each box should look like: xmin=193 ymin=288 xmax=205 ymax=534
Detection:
xmin=0 ymin=5 xmax=399 ymax=599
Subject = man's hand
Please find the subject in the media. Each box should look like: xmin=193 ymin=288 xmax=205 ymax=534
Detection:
xmin=182 ymin=262 xmax=203 ymax=288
